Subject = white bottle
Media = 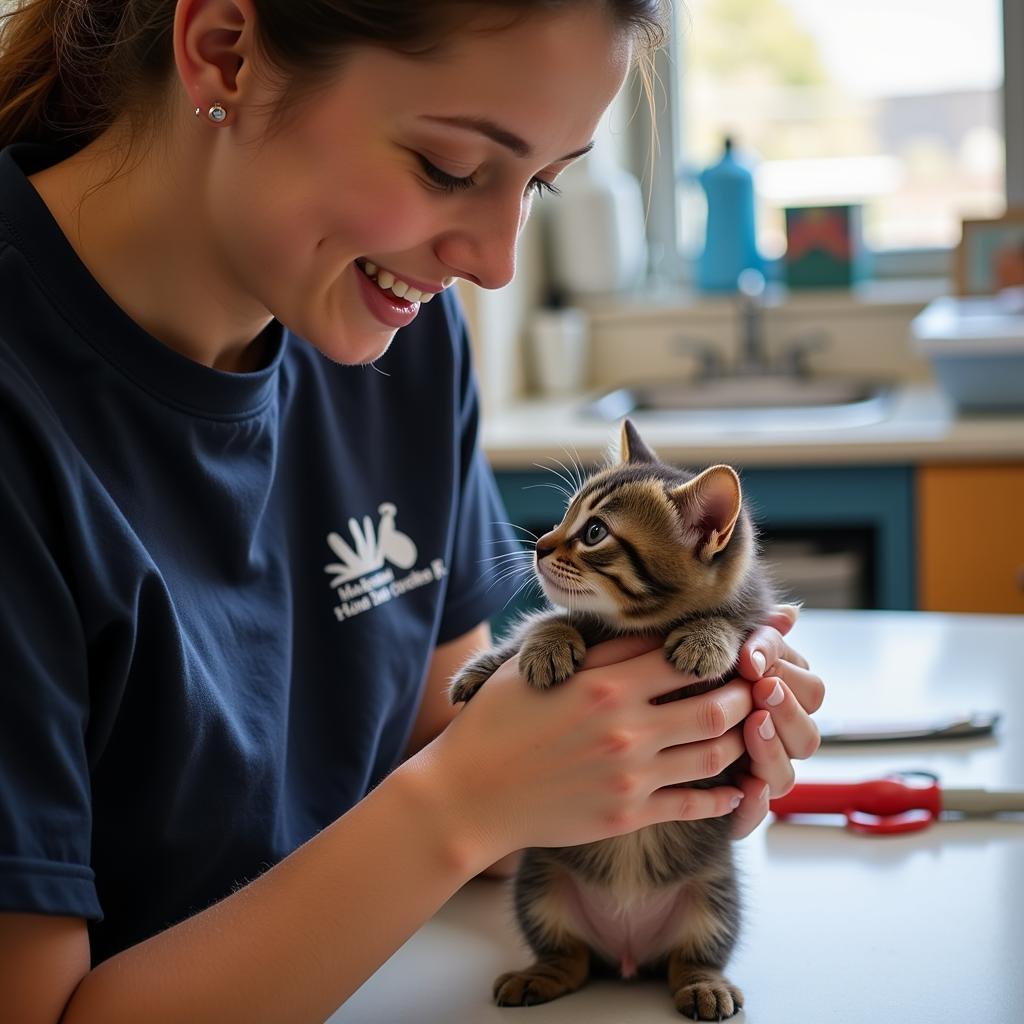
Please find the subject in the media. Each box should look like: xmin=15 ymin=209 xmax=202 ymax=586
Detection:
xmin=548 ymin=155 xmax=647 ymax=295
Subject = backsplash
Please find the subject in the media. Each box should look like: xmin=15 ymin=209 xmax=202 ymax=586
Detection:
xmin=579 ymin=284 xmax=943 ymax=393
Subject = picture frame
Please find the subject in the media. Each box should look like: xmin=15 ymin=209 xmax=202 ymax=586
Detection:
xmin=954 ymin=209 xmax=1024 ymax=295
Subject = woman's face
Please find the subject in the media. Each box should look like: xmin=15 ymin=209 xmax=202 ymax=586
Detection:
xmin=203 ymin=7 xmax=631 ymax=365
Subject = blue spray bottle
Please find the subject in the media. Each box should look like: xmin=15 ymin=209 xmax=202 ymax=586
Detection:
xmin=696 ymin=137 xmax=762 ymax=293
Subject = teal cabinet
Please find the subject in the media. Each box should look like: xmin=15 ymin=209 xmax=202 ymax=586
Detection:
xmin=492 ymin=464 xmax=915 ymax=620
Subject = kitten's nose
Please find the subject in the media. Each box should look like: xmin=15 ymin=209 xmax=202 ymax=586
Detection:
xmin=535 ymin=532 xmax=558 ymax=561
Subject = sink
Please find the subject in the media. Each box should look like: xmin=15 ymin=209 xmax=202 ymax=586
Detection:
xmin=582 ymin=376 xmax=893 ymax=432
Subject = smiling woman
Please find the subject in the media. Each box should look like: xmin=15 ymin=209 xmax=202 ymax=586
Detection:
xmin=0 ymin=2 xmax=825 ymax=1022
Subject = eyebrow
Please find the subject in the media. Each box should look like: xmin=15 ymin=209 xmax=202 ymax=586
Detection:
xmin=419 ymin=115 xmax=594 ymax=163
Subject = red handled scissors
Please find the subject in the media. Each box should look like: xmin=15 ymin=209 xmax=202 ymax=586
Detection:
xmin=769 ymin=771 xmax=1024 ymax=834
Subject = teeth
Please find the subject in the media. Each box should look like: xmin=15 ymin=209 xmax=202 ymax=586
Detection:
xmin=358 ymin=259 xmax=435 ymax=303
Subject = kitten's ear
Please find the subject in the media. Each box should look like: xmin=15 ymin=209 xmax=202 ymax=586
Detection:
xmin=618 ymin=419 xmax=658 ymax=465
xmin=669 ymin=465 xmax=743 ymax=562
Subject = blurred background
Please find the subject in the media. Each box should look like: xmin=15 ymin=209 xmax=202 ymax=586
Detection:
xmin=464 ymin=0 xmax=1024 ymax=619
xmin=675 ymin=0 xmax=1005 ymax=262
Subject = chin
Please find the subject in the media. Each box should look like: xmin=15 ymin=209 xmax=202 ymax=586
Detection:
xmin=303 ymin=324 xmax=398 ymax=367
xmin=540 ymin=579 xmax=621 ymax=620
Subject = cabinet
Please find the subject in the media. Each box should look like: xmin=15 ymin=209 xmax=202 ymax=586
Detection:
xmin=917 ymin=464 xmax=1024 ymax=613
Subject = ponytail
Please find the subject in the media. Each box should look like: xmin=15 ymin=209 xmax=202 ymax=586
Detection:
xmin=0 ymin=1 xmax=64 ymax=147
xmin=0 ymin=0 xmax=175 ymax=150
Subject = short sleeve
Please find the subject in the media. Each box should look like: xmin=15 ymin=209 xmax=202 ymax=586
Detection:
xmin=435 ymin=296 xmax=522 ymax=644
xmin=0 ymin=378 xmax=102 ymax=921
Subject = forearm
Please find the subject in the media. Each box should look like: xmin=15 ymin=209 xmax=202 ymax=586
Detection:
xmin=64 ymin=757 xmax=491 ymax=1024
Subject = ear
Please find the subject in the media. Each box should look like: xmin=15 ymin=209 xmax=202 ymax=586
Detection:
xmin=618 ymin=419 xmax=658 ymax=465
xmin=669 ymin=465 xmax=743 ymax=562
xmin=174 ymin=0 xmax=257 ymax=122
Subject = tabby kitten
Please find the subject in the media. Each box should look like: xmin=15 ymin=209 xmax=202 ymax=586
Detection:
xmin=449 ymin=419 xmax=774 ymax=1020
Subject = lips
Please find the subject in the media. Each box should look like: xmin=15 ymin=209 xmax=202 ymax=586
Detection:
xmin=356 ymin=258 xmax=453 ymax=302
xmin=353 ymin=261 xmax=422 ymax=330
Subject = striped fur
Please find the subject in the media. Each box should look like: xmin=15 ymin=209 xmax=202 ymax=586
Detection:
xmin=450 ymin=420 xmax=775 ymax=1019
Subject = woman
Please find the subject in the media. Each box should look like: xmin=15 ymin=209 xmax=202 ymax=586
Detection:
xmin=0 ymin=1 xmax=823 ymax=1020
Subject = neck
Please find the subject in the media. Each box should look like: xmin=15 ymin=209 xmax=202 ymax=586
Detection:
xmin=28 ymin=114 xmax=274 ymax=373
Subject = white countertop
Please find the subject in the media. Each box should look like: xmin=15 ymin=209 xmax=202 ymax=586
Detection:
xmin=483 ymin=385 xmax=1024 ymax=468
xmin=328 ymin=610 xmax=1024 ymax=1024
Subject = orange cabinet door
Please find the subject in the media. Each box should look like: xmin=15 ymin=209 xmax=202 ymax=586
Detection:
xmin=918 ymin=464 xmax=1024 ymax=613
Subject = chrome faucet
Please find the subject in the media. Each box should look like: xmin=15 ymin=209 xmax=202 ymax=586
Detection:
xmin=675 ymin=269 xmax=828 ymax=381
xmin=735 ymin=268 xmax=773 ymax=377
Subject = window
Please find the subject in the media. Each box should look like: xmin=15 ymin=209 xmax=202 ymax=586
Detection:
xmin=643 ymin=0 xmax=1021 ymax=281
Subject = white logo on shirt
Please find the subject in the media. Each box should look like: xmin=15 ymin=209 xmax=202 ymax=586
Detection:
xmin=324 ymin=502 xmax=446 ymax=621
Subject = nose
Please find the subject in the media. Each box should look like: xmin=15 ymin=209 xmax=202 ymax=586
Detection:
xmin=434 ymin=191 xmax=527 ymax=290
xmin=535 ymin=530 xmax=559 ymax=561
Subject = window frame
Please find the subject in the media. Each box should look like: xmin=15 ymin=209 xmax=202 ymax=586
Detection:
xmin=635 ymin=0 xmax=1024 ymax=285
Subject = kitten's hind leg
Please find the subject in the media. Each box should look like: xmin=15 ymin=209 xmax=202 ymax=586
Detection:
xmin=668 ymin=953 xmax=743 ymax=1021
xmin=493 ymin=937 xmax=591 ymax=1007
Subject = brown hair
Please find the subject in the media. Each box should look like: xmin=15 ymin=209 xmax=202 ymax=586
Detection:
xmin=0 ymin=1 xmax=667 ymax=151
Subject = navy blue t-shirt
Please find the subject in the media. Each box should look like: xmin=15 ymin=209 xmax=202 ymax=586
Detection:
xmin=0 ymin=144 xmax=518 ymax=964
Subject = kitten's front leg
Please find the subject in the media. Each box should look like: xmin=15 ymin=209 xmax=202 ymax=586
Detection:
xmin=664 ymin=616 xmax=744 ymax=682
xmin=448 ymin=639 xmax=519 ymax=704
xmin=520 ymin=617 xmax=587 ymax=690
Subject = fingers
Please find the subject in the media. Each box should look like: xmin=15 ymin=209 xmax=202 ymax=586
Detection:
xmin=770 ymin=660 xmax=825 ymax=717
xmin=761 ymin=603 xmax=801 ymax=637
xmin=649 ymin=678 xmax=754 ymax=748
xmin=741 ymin=709 xmax=795 ymax=798
xmin=739 ymin=674 xmax=820 ymax=809
xmin=644 ymin=783 xmax=747 ymax=831
xmin=578 ymin=645 xmax=705 ymax=705
xmin=728 ymin=775 xmax=771 ymax=839
xmin=653 ymin=724 xmax=746 ymax=789
xmin=579 ymin=634 xmax=662 ymax=672
xmin=750 ymin=675 xmax=821 ymax=760
xmin=738 ymin=621 xmax=810 ymax=680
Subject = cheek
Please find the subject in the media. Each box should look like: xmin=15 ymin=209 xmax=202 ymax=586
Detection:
xmin=313 ymin=181 xmax=426 ymax=265
xmin=215 ymin=163 xmax=438 ymax=296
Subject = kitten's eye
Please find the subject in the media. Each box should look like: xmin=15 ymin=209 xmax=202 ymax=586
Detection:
xmin=583 ymin=518 xmax=608 ymax=546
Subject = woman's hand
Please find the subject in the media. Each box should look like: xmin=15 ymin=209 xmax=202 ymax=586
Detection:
xmin=424 ymin=634 xmax=751 ymax=866
xmin=730 ymin=604 xmax=825 ymax=838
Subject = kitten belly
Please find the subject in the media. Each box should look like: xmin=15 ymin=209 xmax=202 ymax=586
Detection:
xmin=560 ymin=874 xmax=693 ymax=979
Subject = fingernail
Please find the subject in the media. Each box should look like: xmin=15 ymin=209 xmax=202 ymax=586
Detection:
xmin=730 ymin=795 xmax=743 ymax=809
xmin=758 ymin=713 xmax=776 ymax=741
xmin=751 ymin=650 xmax=767 ymax=677
xmin=765 ymin=679 xmax=784 ymax=707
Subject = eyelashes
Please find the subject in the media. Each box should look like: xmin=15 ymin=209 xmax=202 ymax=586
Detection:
xmin=417 ymin=155 xmax=561 ymax=198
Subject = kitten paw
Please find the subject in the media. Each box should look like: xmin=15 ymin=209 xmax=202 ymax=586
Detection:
xmin=664 ymin=620 xmax=741 ymax=681
xmin=673 ymin=979 xmax=743 ymax=1020
xmin=494 ymin=968 xmax=577 ymax=1007
xmin=519 ymin=628 xmax=586 ymax=689
xmin=448 ymin=653 xmax=502 ymax=704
